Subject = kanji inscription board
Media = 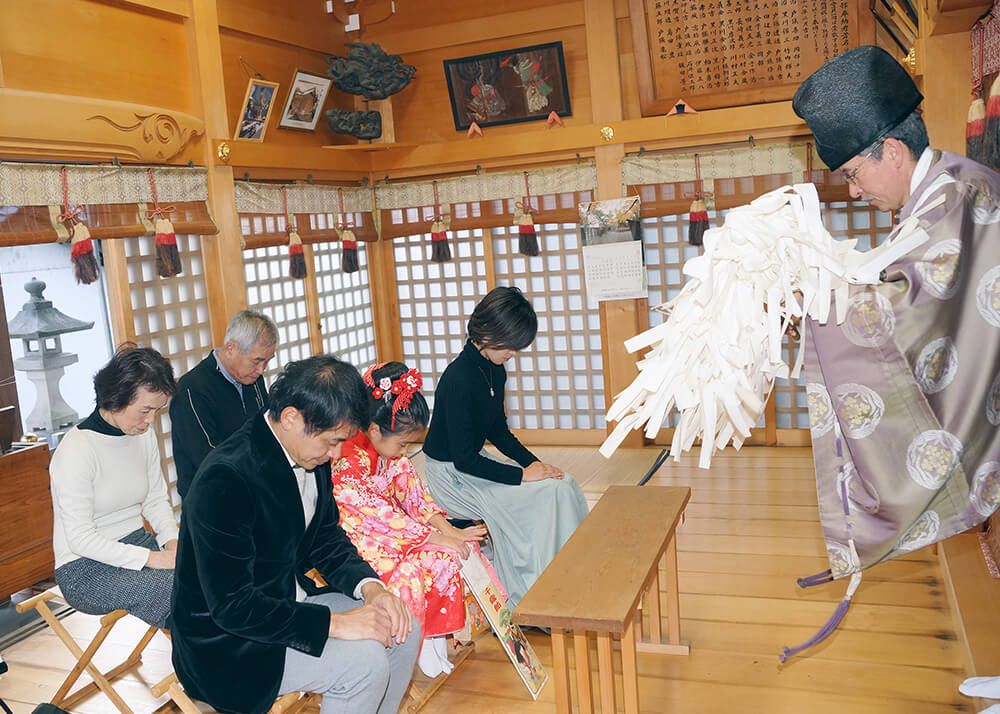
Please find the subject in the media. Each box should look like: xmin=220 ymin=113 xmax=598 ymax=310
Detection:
xmin=628 ymin=0 xmax=873 ymax=115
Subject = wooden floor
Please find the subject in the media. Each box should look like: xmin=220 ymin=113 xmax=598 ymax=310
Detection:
xmin=0 ymin=446 xmax=977 ymax=713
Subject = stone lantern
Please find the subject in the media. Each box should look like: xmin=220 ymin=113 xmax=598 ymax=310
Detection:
xmin=7 ymin=277 xmax=94 ymax=436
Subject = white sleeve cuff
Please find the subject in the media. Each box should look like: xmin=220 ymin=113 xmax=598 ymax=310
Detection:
xmin=353 ymin=577 xmax=385 ymax=600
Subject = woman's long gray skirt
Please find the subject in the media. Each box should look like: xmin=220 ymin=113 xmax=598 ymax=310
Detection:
xmin=55 ymin=528 xmax=173 ymax=628
xmin=423 ymin=452 xmax=589 ymax=606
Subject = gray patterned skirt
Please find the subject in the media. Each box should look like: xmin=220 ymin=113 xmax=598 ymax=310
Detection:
xmin=54 ymin=528 xmax=173 ymax=628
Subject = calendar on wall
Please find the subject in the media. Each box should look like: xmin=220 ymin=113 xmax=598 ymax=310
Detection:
xmin=579 ymin=197 xmax=647 ymax=302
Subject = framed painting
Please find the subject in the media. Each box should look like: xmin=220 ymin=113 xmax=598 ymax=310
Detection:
xmin=443 ymin=41 xmax=571 ymax=131
xmin=278 ymin=69 xmax=333 ymax=131
xmin=234 ymin=78 xmax=279 ymax=142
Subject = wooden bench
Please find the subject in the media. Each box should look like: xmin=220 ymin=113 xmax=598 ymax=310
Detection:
xmin=514 ymin=485 xmax=691 ymax=714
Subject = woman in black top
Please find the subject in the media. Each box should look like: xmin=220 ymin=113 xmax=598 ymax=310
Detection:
xmin=423 ymin=286 xmax=589 ymax=605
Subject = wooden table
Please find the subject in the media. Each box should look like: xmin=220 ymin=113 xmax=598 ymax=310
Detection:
xmin=514 ymin=485 xmax=690 ymax=714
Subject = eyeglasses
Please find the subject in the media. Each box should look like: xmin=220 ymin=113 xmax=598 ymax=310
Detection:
xmin=840 ymin=140 xmax=885 ymax=185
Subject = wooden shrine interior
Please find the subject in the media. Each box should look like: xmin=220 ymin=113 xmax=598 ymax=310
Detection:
xmin=1 ymin=0 xmax=998 ymax=712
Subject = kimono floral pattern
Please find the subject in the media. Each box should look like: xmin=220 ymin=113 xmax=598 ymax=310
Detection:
xmin=333 ymin=433 xmax=465 ymax=637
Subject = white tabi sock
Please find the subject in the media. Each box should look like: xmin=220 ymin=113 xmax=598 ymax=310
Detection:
xmin=961 ymin=676 xmax=1000 ymax=699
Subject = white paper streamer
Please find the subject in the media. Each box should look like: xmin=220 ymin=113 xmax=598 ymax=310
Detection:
xmin=600 ymin=183 xmax=935 ymax=468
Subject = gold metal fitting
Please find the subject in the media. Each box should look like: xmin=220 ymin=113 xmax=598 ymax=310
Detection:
xmin=216 ymin=141 xmax=231 ymax=162
xmin=600 ymin=126 xmax=615 ymax=142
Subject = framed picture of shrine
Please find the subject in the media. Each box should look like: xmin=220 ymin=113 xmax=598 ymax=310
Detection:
xmin=442 ymin=41 xmax=572 ymax=131
xmin=627 ymin=0 xmax=877 ymax=115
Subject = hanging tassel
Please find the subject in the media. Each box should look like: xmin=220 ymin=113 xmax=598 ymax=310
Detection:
xmin=59 ymin=168 xmax=99 ymax=285
xmin=288 ymin=228 xmax=307 ymax=279
xmin=968 ymin=95 xmax=987 ymax=162
xmin=430 ymin=181 xmax=452 ymax=262
xmin=283 ymin=187 xmax=307 ymax=279
xmin=340 ymin=228 xmax=359 ymax=273
xmin=336 ymin=189 xmax=360 ymax=273
xmin=687 ymin=154 xmax=711 ymax=246
xmin=147 ymin=169 xmax=182 ymax=278
xmin=517 ymin=171 xmax=540 ymax=256
xmin=67 ymin=217 xmax=100 ymax=285
xmin=430 ymin=217 xmax=452 ymax=262
xmin=517 ymin=211 xmax=538 ymax=256
xmin=983 ymin=73 xmax=1000 ymax=169
xmin=779 ymin=571 xmax=862 ymax=663
xmin=688 ymin=198 xmax=709 ymax=246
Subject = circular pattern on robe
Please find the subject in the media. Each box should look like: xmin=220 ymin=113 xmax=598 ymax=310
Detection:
xmin=831 ymin=383 xmax=885 ymax=439
xmin=977 ymin=265 xmax=1000 ymax=327
xmin=971 ymin=461 xmax=1000 ymax=519
xmin=842 ymin=290 xmax=895 ymax=348
xmin=806 ymin=383 xmax=835 ymax=437
xmin=896 ymin=511 xmax=941 ymax=553
xmin=988 ymin=371 xmax=1000 ymax=427
xmin=906 ymin=430 xmax=964 ymax=490
xmin=837 ymin=460 xmax=881 ymax=514
xmin=914 ymin=337 xmax=958 ymax=395
xmin=827 ymin=541 xmax=860 ymax=578
xmin=916 ymin=239 xmax=963 ymax=300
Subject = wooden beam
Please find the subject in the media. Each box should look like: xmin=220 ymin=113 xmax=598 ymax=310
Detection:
xmin=96 ymin=0 xmax=191 ymax=17
xmin=187 ymin=0 xmax=248 ymax=343
xmin=217 ymin=0 xmax=341 ymax=55
xmin=226 ymin=139 xmax=369 ymax=175
xmin=363 ymin=2 xmax=585 ymax=55
xmin=365 ymin=102 xmax=808 ymax=176
xmin=101 ymin=240 xmax=138 ymax=346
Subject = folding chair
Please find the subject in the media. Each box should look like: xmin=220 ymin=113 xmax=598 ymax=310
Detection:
xmin=150 ymin=673 xmax=318 ymax=714
xmin=15 ymin=588 xmax=162 ymax=714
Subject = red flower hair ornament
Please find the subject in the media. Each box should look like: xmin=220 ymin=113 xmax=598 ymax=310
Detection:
xmin=362 ymin=363 xmax=424 ymax=430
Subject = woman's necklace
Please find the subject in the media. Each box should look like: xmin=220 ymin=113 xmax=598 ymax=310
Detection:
xmin=476 ymin=364 xmax=495 ymax=398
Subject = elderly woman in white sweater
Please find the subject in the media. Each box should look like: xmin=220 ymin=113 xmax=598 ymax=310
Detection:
xmin=50 ymin=345 xmax=178 ymax=628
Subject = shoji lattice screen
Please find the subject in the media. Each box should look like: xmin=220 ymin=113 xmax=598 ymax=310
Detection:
xmin=492 ymin=224 xmax=606 ymax=430
xmin=393 ymin=230 xmax=489 ymax=408
xmin=123 ymin=234 xmax=213 ymax=511
xmin=243 ymin=244 xmax=311 ymax=383
xmin=313 ymin=241 xmax=377 ymax=369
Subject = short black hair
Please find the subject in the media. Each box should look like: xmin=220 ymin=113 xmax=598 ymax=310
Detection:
xmin=866 ymin=110 xmax=929 ymax=162
xmin=366 ymin=361 xmax=429 ymax=436
xmin=267 ymin=355 xmax=368 ymax=434
xmin=94 ymin=344 xmax=176 ymax=411
xmin=467 ymin=286 xmax=537 ymax=351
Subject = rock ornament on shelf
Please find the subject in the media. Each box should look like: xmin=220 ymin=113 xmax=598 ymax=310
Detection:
xmin=325 ymin=42 xmax=416 ymax=139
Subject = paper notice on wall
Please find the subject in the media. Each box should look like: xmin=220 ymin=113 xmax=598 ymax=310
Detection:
xmin=461 ymin=550 xmax=548 ymax=700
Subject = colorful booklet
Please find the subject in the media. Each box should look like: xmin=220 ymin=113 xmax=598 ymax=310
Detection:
xmin=460 ymin=548 xmax=548 ymax=700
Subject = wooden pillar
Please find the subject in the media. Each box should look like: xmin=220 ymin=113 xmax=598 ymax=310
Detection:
xmin=920 ymin=31 xmax=971 ymax=155
xmin=367 ymin=238 xmax=404 ymax=363
xmin=186 ymin=0 xmax=248 ymax=345
xmin=585 ymin=0 xmax=647 ymax=447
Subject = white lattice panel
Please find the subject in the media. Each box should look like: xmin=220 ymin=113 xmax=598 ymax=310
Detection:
xmin=313 ymin=241 xmax=377 ymax=370
xmin=493 ymin=224 xmax=605 ymax=430
xmin=393 ymin=230 xmax=489 ymax=408
xmin=123 ymin=233 xmax=213 ymax=511
xmin=243 ymin=245 xmax=311 ymax=383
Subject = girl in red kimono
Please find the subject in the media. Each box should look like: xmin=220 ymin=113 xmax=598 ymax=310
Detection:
xmin=333 ymin=361 xmax=487 ymax=678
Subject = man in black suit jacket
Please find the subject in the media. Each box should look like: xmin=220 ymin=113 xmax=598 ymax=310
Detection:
xmin=171 ymin=356 xmax=419 ymax=714
xmin=170 ymin=310 xmax=277 ymax=499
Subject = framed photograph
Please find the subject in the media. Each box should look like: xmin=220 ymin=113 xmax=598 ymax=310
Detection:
xmin=234 ymin=78 xmax=279 ymax=142
xmin=278 ymin=69 xmax=333 ymax=131
xmin=443 ymin=41 xmax=571 ymax=131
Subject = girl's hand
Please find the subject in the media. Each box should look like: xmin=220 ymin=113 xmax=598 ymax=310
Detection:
xmin=453 ymin=524 xmax=487 ymax=542
xmin=429 ymin=530 xmax=472 ymax=558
